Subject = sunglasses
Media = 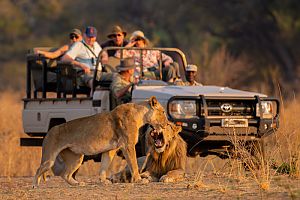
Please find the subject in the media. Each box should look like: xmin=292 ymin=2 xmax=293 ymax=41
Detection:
xmin=135 ymin=38 xmax=143 ymax=42
xmin=112 ymin=33 xmax=123 ymax=38
xmin=70 ymin=34 xmax=79 ymax=39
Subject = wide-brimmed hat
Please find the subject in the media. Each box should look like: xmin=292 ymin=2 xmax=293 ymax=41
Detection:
xmin=107 ymin=25 xmax=127 ymax=39
xmin=130 ymin=30 xmax=149 ymax=45
xmin=70 ymin=28 xmax=82 ymax=36
xmin=117 ymin=58 xmax=136 ymax=71
xmin=186 ymin=64 xmax=198 ymax=72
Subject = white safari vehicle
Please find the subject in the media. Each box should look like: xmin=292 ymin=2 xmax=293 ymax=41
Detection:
xmin=21 ymin=47 xmax=280 ymax=159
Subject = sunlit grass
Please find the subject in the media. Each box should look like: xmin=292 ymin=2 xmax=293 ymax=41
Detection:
xmin=0 ymin=90 xmax=99 ymax=177
xmin=1 ymin=88 xmax=300 ymax=191
xmin=192 ymin=97 xmax=300 ymax=191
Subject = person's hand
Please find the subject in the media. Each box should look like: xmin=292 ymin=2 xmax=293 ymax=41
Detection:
xmin=134 ymin=77 xmax=139 ymax=84
xmin=128 ymin=40 xmax=137 ymax=47
xmin=164 ymin=60 xmax=172 ymax=67
xmin=34 ymin=49 xmax=44 ymax=57
xmin=80 ymin=64 xmax=90 ymax=73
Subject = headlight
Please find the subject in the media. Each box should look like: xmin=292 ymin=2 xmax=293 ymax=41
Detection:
xmin=256 ymin=101 xmax=277 ymax=119
xmin=169 ymin=100 xmax=197 ymax=119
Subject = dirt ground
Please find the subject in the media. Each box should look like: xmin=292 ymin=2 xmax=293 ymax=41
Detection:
xmin=1 ymin=92 xmax=300 ymax=199
xmin=1 ymin=174 xmax=300 ymax=200
xmin=1 ymin=157 xmax=300 ymax=200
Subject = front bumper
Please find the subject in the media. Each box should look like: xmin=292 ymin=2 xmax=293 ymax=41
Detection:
xmin=167 ymin=95 xmax=280 ymax=156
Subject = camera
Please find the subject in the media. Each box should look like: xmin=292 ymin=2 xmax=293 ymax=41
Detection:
xmin=134 ymin=37 xmax=143 ymax=42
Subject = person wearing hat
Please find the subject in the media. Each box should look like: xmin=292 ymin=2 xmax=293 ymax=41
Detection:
xmin=110 ymin=57 xmax=136 ymax=106
xmin=62 ymin=26 xmax=108 ymax=89
xmin=116 ymin=30 xmax=180 ymax=82
xmin=175 ymin=64 xmax=202 ymax=86
xmin=35 ymin=28 xmax=83 ymax=59
xmin=101 ymin=25 xmax=129 ymax=57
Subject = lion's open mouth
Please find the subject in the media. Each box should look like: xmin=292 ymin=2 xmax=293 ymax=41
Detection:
xmin=151 ymin=129 xmax=165 ymax=150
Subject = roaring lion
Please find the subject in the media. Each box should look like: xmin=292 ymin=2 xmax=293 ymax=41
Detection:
xmin=112 ymin=121 xmax=187 ymax=183
xmin=33 ymin=96 xmax=168 ymax=187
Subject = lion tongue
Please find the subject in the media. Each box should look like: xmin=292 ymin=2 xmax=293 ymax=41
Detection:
xmin=155 ymin=139 xmax=163 ymax=147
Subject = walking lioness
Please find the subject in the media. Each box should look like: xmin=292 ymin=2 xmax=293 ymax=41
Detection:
xmin=33 ymin=96 xmax=168 ymax=187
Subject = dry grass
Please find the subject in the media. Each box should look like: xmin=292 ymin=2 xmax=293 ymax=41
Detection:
xmin=0 ymin=90 xmax=99 ymax=177
xmin=191 ymin=97 xmax=300 ymax=194
xmin=0 ymin=90 xmax=39 ymax=177
xmin=272 ymin=98 xmax=300 ymax=177
xmin=1 ymin=88 xmax=300 ymax=196
xmin=200 ymin=46 xmax=255 ymax=89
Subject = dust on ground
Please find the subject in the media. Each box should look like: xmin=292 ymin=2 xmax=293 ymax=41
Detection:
xmin=1 ymin=173 xmax=299 ymax=200
xmin=1 ymin=156 xmax=300 ymax=200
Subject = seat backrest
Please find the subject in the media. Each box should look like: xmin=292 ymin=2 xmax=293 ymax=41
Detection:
xmin=56 ymin=61 xmax=79 ymax=93
xmin=103 ymin=56 xmax=121 ymax=72
xmin=27 ymin=50 xmax=58 ymax=92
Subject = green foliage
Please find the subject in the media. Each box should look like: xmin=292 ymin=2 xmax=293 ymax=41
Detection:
xmin=1 ymin=0 xmax=300 ymax=96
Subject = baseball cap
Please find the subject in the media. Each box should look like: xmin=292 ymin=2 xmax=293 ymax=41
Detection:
xmin=85 ymin=26 xmax=97 ymax=38
xmin=70 ymin=28 xmax=82 ymax=36
xmin=186 ymin=64 xmax=198 ymax=72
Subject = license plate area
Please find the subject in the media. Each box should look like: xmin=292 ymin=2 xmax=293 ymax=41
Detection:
xmin=221 ymin=119 xmax=248 ymax=127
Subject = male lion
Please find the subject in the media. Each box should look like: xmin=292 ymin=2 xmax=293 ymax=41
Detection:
xmin=112 ymin=121 xmax=187 ymax=183
xmin=33 ymin=96 xmax=168 ymax=187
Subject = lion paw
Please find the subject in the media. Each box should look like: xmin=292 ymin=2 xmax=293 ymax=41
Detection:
xmin=139 ymin=178 xmax=150 ymax=184
xmin=159 ymin=175 xmax=174 ymax=183
xmin=140 ymin=171 xmax=150 ymax=179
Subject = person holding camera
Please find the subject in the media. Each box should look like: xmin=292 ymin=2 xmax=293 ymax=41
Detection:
xmin=115 ymin=30 xmax=180 ymax=82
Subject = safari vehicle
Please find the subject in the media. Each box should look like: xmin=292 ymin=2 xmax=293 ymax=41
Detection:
xmin=21 ymin=47 xmax=280 ymax=158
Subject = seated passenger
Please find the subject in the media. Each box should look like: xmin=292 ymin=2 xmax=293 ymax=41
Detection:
xmin=110 ymin=58 xmax=136 ymax=106
xmin=175 ymin=64 xmax=203 ymax=86
xmin=115 ymin=30 xmax=180 ymax=83
xmin=61 ymin=26 xmax=110 ymax=89
xmin=101 ymin=25 xmax=129 ymax=57
xmin=35 ymin=28 xmax=82 ymax=59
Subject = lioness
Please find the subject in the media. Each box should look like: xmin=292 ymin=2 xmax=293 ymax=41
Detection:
xmin=33 ymin=96 xmax=168 ymax=187
xmin=112 ymin=122 xmax=187 ymax=183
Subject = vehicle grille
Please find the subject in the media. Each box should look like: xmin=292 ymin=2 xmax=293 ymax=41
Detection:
xmin=202 ymin=99 xmax=256 ymax=117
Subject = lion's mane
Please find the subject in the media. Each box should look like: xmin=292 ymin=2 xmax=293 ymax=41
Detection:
xmin=145 ymin=124 xmax=187 ymax=178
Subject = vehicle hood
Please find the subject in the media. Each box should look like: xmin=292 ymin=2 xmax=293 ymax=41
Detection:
xmin=132 ymin=85 xmax=267 ymax=101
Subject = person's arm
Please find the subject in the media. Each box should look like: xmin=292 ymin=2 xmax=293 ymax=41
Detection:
xmin=35 ymin=45 xmax=68 ymax=59
xmin=115 ymin=41 xmax=137 ymax=58
xmin=114 ymin=83 xmax=133 ymax=98
xmin=61 ymin=42 xmax=91 ymax=73
xmin=161 ymin=52 xmax=173 ymax=67
xmin=61 ymin=54 xmax=91 ymax=73
xmin=125 ymin=40 xmax=137 ymax=48
xmin=111 ymin=76 xmax=133 ymax=98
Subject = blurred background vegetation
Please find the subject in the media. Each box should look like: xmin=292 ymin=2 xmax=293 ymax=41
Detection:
xmin=1 ymin=0 xmax=300 ymax=99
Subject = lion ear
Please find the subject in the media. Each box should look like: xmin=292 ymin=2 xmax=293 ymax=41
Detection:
xmin=169 ymin=122 xmax=182 ymax=133
xmin=175 ymin=125 xmax=182 ymax=133
xmin=149 ymin=96 xmax=158 ymax=108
